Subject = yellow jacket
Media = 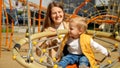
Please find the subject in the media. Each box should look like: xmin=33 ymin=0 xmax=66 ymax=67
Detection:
xmin=80 ymin=34 xmax=97 ymax=68
xmin=58 ymin=33 xmax=97 ymax=68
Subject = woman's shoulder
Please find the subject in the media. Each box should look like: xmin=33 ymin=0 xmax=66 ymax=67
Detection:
xmin=63 ymin=21 xmax=69 ymax=24
xmin=63 ymin=21 xmax=69 ymax=29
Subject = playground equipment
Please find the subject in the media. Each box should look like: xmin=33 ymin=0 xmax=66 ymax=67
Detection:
xmin=1 ymin=0 xmax=46 ymax=51
xmin=12 ymin=30 xmax=120 ymax=68
xmin=18 ymin=0 xmax=46 ymax=32
xmin=13 ymin=29 xmax=68 ymax=68
xmin=1 ymin=0 xmax=119 ymax=68
xmin=2 ymin=0 xmax=19 ymax=51
xmin=0 ymin=0 xmax=2 ymax=57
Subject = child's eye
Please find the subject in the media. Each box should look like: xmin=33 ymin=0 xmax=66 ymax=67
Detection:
xmin=70 ymin=28 xmax=73 ymax=30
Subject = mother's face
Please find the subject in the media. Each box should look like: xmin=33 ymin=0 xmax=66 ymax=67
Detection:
xmin=51 ymin=7 xmax=64 ymax=25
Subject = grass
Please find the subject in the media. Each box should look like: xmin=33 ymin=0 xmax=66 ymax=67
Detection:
xmin=2 ymin=28 xmax=12 ymax=33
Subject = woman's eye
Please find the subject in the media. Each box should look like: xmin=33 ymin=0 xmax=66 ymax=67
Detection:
xmin=51 ymin=12 xmax=56 ymax=14
xmin=58 ymin=11 xmax=61 ymax=13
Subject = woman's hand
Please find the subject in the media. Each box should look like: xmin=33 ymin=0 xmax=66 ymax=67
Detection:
xmin=45 ymin=27 xmax=56 ymax=32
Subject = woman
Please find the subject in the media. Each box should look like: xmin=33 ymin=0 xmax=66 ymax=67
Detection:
xmin=36 ymin=1 xmax=69 ymax=58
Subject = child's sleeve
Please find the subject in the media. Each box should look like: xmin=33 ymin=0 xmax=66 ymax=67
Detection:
xmin=90 ymin=38 xmax=108 ymax=56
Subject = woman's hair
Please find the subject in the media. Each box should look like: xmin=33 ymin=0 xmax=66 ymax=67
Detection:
xmin=43 ymin=1 xmax=64 ymax=30
xmin=69 ymin=16 xmax=88 ymax=32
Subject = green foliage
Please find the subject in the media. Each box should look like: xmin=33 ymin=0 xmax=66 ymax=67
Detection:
xmin=2 ymin=28 xmax=12 ymax=33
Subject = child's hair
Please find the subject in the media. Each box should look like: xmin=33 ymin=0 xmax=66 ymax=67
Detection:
xmin=69 ymin=16 xmax=88 ymax=33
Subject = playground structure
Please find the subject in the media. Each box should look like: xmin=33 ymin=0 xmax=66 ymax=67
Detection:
xmin=1 ymin=0 xmax=47 ymax=51
xmin=0 ymin=0 xmax=120 ymax=68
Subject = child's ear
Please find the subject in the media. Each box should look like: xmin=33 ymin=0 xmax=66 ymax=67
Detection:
xmin=78 ymin=30 xmax=82 ymax=34
xmin=79 ymin=32 xmax=82 ymax=34
xmin=79 ymin=28 xmax=83 ymax=34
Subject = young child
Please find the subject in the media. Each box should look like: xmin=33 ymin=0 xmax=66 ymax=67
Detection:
xmin=58 ymin=16 xmax=109 ymax=68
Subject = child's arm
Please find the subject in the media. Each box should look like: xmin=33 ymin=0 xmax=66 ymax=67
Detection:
xmin=90 ymin=38 xmax=109 ymax=56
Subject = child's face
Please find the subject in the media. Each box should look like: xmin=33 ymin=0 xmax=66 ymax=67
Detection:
xmin=69 ymin=22 xmax=81 ymax=39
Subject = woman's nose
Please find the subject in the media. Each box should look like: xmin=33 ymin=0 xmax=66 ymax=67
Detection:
xmin=56 ymin=12 xmax=60 ymax=17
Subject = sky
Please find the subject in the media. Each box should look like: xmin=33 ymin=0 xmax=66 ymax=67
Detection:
xmin=28 ymin=0 xmax=53 ymax=7
xmin=4 ymin=0 xmax=109 ymax=10
xmin=95 ymin=0 xmax=108 ymax=6
xmin=4 ymin=0 xmax=53 ymax=8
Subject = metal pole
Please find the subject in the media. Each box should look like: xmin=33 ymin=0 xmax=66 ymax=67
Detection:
xmin=26 ymin=0 xmax=33 ymax=63
xmin=33 ymin=11 xmax=36 ymax=34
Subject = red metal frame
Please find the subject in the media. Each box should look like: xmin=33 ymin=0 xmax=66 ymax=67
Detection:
xmin=0 ymin=0 xmax=2 ymax=57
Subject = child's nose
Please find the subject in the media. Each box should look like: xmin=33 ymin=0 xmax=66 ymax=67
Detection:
xmin=68 ymin=30 xmax=71 ymax=33
xmin=68 ymin=29 xmax=70 ymax=32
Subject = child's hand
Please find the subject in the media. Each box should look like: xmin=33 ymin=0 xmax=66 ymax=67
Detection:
xmin=107 ymin=50 xmax=111 ymax=57
xmin=107 ymin=53 xmax=111 ymax=57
